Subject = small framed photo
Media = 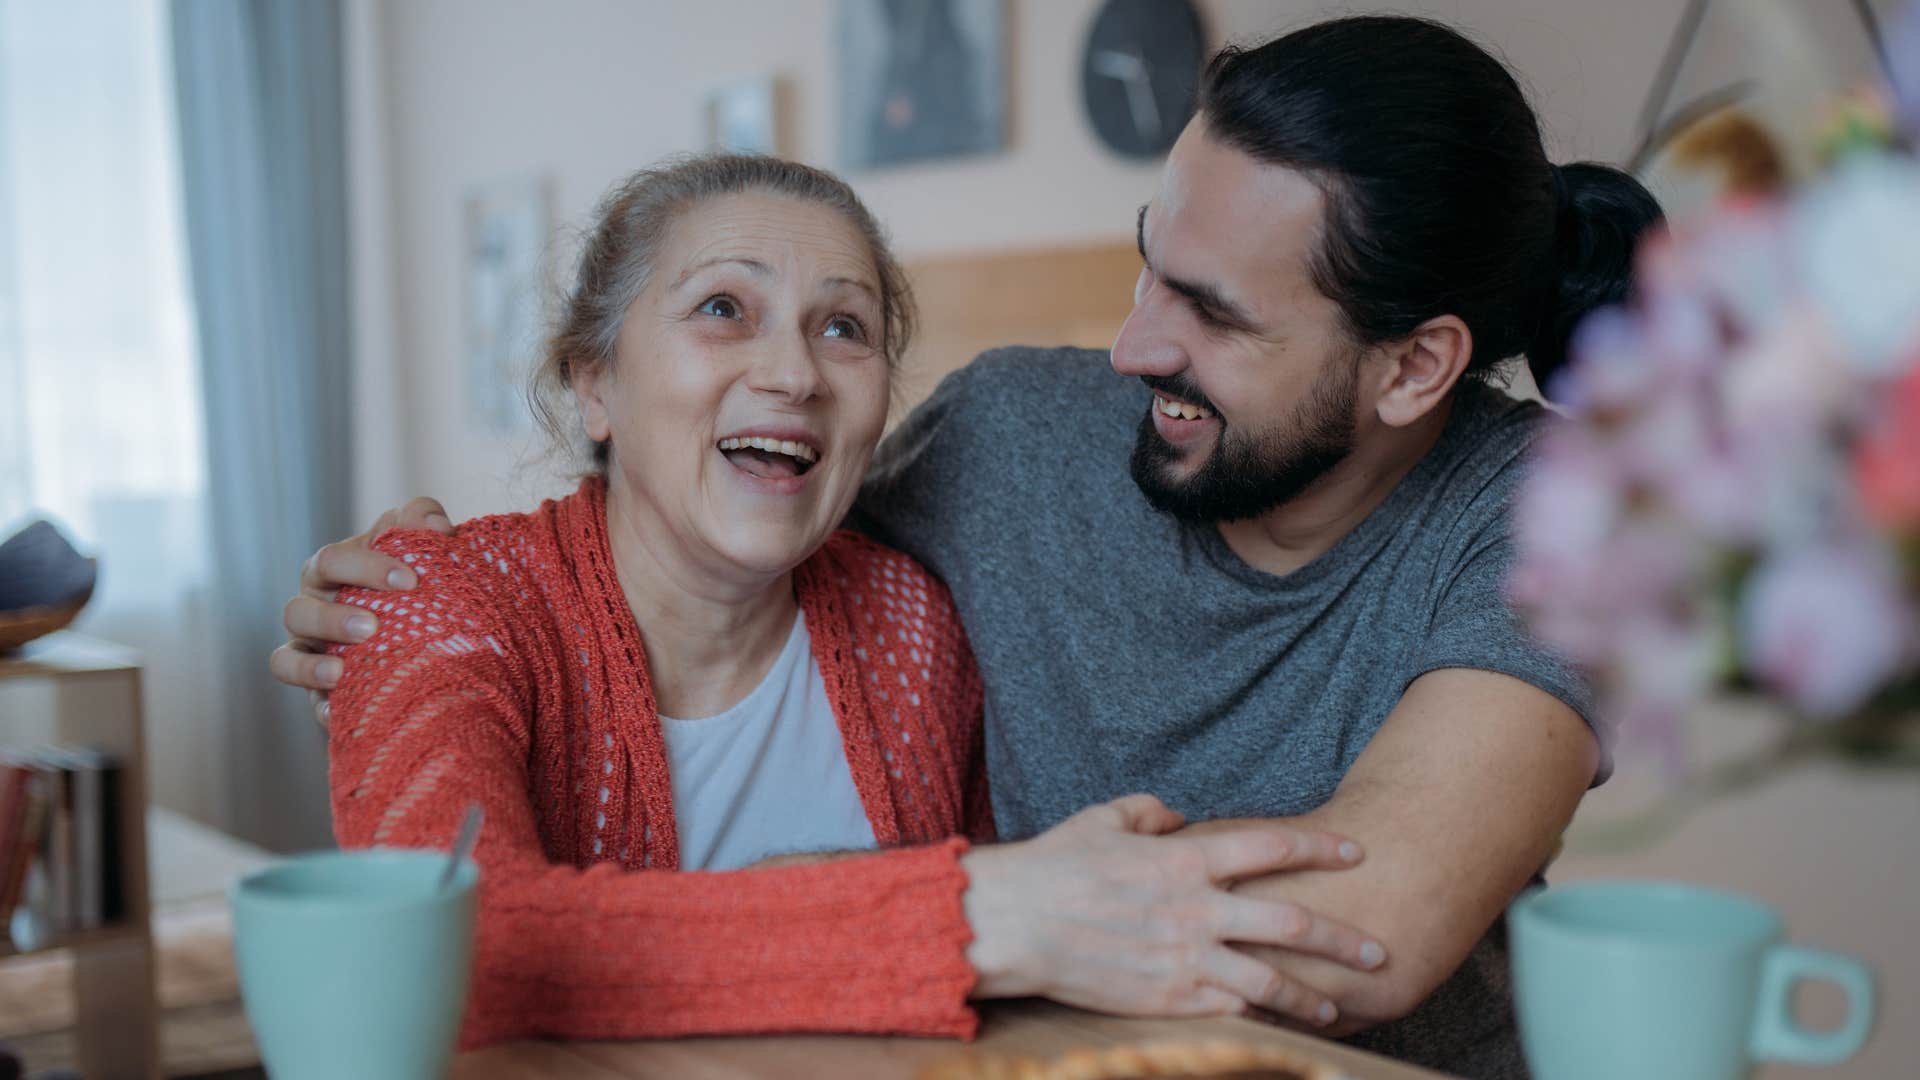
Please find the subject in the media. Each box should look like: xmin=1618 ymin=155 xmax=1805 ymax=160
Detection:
xmin=706 ymin=77 xmax=783 ymax=156
xmin=461 ymin=177 xmax=550 ymax=433
xmin=836 ymin=0 xmax=1008 ymax=171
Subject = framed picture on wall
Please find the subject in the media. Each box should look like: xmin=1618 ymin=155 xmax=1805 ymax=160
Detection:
xmin=461 ymin=178 xmax=549 ymax=434
xmin=836 ymin=0 xmax=1008 ymax=170
xmin=706 ymin=77 xmax=783 ymax=156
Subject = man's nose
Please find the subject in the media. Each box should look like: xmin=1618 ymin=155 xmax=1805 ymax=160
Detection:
xmin=1109 ymin=279 xmax=1186 ymax=379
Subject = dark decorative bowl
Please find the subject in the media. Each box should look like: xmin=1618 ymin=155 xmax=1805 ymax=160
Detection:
xmin=0 ymin=519 xmax=98 ymax=653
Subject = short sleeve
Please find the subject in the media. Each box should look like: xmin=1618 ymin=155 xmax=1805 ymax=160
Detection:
xmin=1411 ymin=524 xmax=1610 ymax=784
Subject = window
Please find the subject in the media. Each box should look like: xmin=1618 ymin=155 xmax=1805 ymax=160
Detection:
xmin=1 ymin=0 xmax=224 ymax=824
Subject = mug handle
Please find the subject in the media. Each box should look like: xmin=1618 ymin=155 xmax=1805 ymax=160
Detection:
xmin=1749 ymin=944 xmax=1877 ymax=1065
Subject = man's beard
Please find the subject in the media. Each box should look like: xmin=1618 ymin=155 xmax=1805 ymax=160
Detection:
xmin=1129 ymin=358 xmax=1360 ymax=524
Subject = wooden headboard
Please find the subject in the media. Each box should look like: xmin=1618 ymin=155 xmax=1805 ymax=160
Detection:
xmin=894 ymin=242 xmax=1142 ymax=417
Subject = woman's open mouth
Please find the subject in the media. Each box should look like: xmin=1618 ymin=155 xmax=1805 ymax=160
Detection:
xmin=717 ymin=435 xmax=820 ymax=481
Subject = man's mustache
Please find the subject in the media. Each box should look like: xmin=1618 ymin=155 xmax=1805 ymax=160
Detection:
xmin=1139 ymin=375 xmax=1221 ymax=417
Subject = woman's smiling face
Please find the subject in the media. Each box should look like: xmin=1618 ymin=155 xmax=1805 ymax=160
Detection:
xmin=575 ymin=192 xmax=892 ymax=578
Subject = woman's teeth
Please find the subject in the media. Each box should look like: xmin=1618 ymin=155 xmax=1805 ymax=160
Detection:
xmin=1154 ymin=394 xmax=1214 ymax=421
xmin=716 ymin=436 xmax=819 ymax=464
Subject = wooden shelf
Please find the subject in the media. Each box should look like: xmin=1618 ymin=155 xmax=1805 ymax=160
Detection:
xmin=1 ymin=631 xmax=160 ymax=1079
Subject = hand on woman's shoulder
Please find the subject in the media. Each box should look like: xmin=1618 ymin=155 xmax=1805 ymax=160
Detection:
xmin=337 ymin=509 xmax=554 ymax=661
xmin=366 ymin=507 xmax=550 ymax=594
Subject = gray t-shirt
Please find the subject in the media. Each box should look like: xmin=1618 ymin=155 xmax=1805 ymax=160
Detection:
xmin=853 ymin=347 xmax=1597 ymax=1079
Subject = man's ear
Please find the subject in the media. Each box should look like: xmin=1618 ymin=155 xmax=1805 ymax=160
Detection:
xmin=572 ymin=359 xmax=612 ymax=444
xmin=1372 ymin=315 xmax=1471 ymax=428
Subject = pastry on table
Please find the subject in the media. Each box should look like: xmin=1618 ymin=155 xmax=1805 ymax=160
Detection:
xmin=920 ymin=1039 xmax=1348 ymax=1080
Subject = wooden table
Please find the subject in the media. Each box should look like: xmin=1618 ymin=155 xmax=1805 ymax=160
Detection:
xmin=451 ymin=1000 xmax=1454 ymax=1079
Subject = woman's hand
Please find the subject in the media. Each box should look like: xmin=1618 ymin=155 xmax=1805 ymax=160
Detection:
xmin=960 ymin=794 xmax=1384 ymax=1028
xmin=268 ymin=497 xmax=455 ymax=725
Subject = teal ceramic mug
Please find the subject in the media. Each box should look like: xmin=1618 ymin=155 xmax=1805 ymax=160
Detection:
xmin=230 ymin=848 xmax=479 ymax=1080
xmin=1511 ymin=879 xmax=1875 ymax=1080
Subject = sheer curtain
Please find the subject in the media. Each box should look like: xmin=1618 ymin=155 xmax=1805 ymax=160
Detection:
xmin=0 ymin=0 xmax=230 ymax=827
xmin=171 ymin=0 xmax=352 ymax=851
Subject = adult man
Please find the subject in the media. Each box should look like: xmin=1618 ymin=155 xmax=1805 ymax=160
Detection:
xmin=276 ymin=16 xmax=1658 ymax=1076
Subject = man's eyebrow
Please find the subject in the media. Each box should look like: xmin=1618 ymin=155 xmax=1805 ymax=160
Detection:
xmin=1134 ymin=204 xmax=1259 ymax=331
xmin=670 ymin=256 xmax=771 ymax=290
xmin=1163 ymin=275 xmax=1258 ymax=331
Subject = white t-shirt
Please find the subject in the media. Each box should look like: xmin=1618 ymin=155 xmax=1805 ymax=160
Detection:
xmin=659 ymin=611 xmax=878 ymax=871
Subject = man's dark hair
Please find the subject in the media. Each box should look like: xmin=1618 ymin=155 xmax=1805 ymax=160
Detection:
xmin=1199 ymin=16 xmax=1663 ymax=388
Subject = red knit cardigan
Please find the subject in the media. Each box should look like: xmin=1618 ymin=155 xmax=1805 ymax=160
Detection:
xmin=326 ymin=478 xmax=993 ymax=1048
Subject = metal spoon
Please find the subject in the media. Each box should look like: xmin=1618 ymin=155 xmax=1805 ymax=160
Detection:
xmin=440 ymin=803 xmax=484 ymax=892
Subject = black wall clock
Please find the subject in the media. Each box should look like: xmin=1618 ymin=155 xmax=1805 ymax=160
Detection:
xmin=1080 ymin=0 xmax=1206 ymax=160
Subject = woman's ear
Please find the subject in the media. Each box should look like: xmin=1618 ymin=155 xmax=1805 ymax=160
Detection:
xmin=571 ymin=359 xmax=612 ymax=444
xmin=1374 ymin=315 xmax=1471 ymax=428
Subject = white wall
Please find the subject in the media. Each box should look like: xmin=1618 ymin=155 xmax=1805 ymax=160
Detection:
xmin=342 ymin=2 xmax=1918 ymax=1074
xmin=345 ymin=0 xmax=1706 ymax=521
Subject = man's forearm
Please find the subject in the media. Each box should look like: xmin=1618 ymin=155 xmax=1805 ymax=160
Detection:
xmin=1180 ymin=810 xmax=1479 ymax=1034
xmin=1181 ymin=670 xmax=1599 ymax=1034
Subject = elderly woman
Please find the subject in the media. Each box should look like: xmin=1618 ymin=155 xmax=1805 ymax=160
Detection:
xmin=305 ymin=155 xmax=1384 ymax=1049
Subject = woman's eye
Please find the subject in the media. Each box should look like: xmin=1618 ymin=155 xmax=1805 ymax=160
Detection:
xmin=824 ymin=314 xmax=868 ymax=341
xmin=697 ymin=295 xmax=742 ymax=320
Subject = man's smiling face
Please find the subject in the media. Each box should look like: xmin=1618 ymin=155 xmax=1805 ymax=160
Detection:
xmin=1111 ymin=118 xmax=1367 ymax=524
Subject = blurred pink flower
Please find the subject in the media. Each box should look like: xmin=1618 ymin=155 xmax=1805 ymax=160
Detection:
xmin=1739 ymin=540 xmax=1915 ymax=717
xmin=1794 ymin=156 xmax=1920 ymax=375
xmin=1513 ymin=427 xmax=1625 ymax=568
xmin=1610 ymin=699 xmax=1690 ymax=780
xmin=1626 ymin=394 xmax=1760 ymax=541
xmin=1722 ymin=308 xmax=1854 ymax=432
xmin=1609 ymin=611 xmax=1726 ymax=775
xmin=1548 ymin=307 xmax=1665 ymax=413
xmin=1854 ymin=356 xmax=1920 ymax=528
xmin=1518 ymin=131 xmax=1920 ymax=741
xmin=1511 ymin=485 xmax=1703 ymax=669
xmin=1618 ymin=610 xmax=1724 ymax=709
xmin=1643 ymin=203 xmax=1796 ymax=343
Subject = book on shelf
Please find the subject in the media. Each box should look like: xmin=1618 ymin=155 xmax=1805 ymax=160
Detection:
xmin=0 ymin=744 xmax=124 ymax=951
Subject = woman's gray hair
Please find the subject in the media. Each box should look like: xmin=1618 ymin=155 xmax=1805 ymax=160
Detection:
xmin=529 ymin=153 xmax=916 ymax=470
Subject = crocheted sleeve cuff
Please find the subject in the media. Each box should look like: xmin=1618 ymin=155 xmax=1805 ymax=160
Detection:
xmin=463 ymin=837 xmax=981 ymax=1044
